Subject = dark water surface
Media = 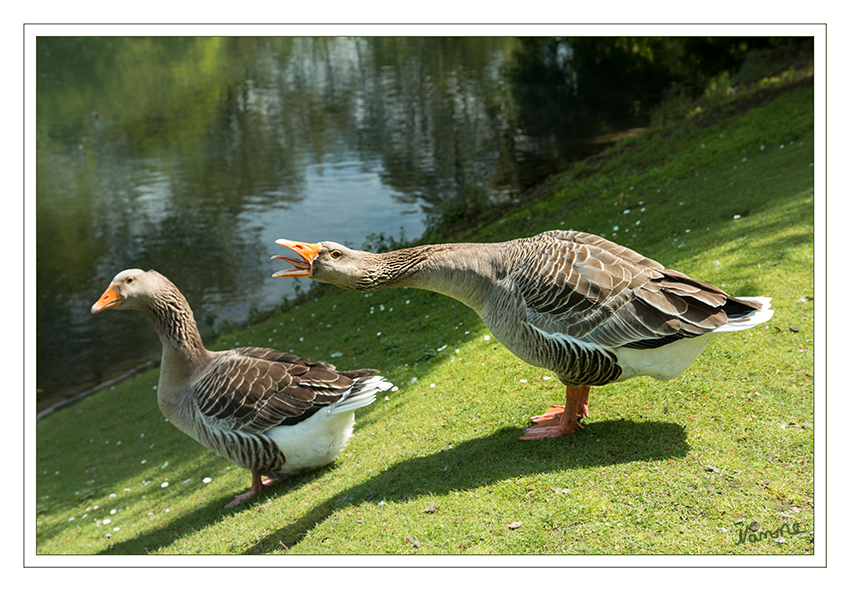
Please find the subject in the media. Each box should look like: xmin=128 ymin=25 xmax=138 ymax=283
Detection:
xmin=35 ymin=36 xmax=626 ymax=412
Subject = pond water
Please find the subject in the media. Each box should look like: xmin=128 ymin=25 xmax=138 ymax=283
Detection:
xmin=35 ymin=36 xmax=629 ymax=412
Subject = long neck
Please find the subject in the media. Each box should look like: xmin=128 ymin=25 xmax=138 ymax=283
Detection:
xmin=362 ymin=243 xmax=507 ymax=313
xmin=143 ymin=283 xmax=209 ymax=406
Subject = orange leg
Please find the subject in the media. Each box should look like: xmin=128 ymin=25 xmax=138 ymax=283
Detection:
xmin=224 ymin=469 xmax=276 ymax=508
xmin=520 ymin=385 xmax=590 ymax=440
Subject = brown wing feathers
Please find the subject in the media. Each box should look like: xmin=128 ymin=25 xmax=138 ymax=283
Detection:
xmin=519 ymin=231 xmax=761 ymax=351
xmin=194 ymin=347 xmax=378 ymax=433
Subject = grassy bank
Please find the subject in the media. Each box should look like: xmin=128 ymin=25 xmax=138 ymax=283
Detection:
xmin=35 ymin=70 xmax=815 ymax=556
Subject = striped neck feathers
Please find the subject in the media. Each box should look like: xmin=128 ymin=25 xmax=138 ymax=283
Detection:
xmin=143 ymin=281 xmax=206 ymax=359
xmin=351 ymin=243 xmax=505 ymax=311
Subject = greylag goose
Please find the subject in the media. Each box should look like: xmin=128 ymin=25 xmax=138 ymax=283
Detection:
xmin=271 ymin=230 xmax=773 ymax=440
xmin=91 ymin=269 xmax=392 ymax=507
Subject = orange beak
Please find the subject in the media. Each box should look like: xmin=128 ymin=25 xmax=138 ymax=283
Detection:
xmin=271 ymin=239 xmax=322 ymax=278
xmin=91 ymin=284 xmax=122 ymax=313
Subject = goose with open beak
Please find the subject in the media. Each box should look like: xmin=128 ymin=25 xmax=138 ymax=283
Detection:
xmin=272 ymin=230 xmax=773 ymax=439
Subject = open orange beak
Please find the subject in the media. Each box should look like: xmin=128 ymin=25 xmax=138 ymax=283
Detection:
xmin=91 ymin=284 xmax=122 ymax=314
xmin=271 ymin=239 xmax=322 ymax=278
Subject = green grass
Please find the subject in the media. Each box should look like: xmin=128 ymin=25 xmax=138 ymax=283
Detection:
xmin=35 ymin=72 xmax=815 ymax=556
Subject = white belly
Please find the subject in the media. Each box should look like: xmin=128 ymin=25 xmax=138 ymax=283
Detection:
xmin=614 ymin=333 xmax=717 ymax=382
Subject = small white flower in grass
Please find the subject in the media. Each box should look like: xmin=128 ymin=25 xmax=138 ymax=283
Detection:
xmin=685 ymin=229 xmax=691 ymax=233
xmin=455 ymin=349 xmax=460 ymax=354
xmin=635 ymin=220 xmax=641 ymax=226
xmin=203 ymin=477 xmax=212 ymax=484
xmin=483 ymin=335 xmax=491 ymax=341
xmin=116 ymin=441 xmax=122 ymax=445
xmin=437 ymin=345 xmax=448 ymax=351
xmin=641 ymin=207 xmax=646 ymax=212
xmin=110 ymin=509 xmax=117 ymax=515
xmin=330 ymin=352 xmax=343 ymax=358
xmin=379 ymin=500 xmax=387 ymax=506
xmin=741 ymin=157 xmax=747 ymax=162
xmin=715 ymin=260 xmax=721 ymax=266
xmin=623 ymin=209 xmax=631 ymax=214
xmin=761 ymin=145 xmax=765 ymax=150
xmin=613 ymin=225 xmax=619 ymax=232
xmin=113 ymin=527 xmax=120 ymax=532
xmin=543 ymin=376 xmax=552 ymax=381
xmin=103 ymin=519 xmax=111 ymax=525
xmin=733 ymin=214 xmax=741 ymax=219
xmin=430 ymin=383 xmax=436 ymax=388
xmin=780 ymin=144 xmax=785 ymax=149
xmin=410 ymin=377 xmax=418 ymax=384
xmin=161 ymin=461 xmax=168 ymax=469
xmin=143 ymin=480 xmax=151 ymax=486
xmin=465 ymin=330 xmax=470 ymax=335
xmin=161 ymin=482 xmax=169 ymax=488
xmin=519 ymin=379 xmax=527 ymax=383
xmin=68 ymin=517 xmax=75 ymax=522
xmin=141 ymin=460 xmax=146 ymax=464
xmin=147 ymin=512 xmax=154 ymax=517
xmin=391 ymin=386 xmax=398 ymax=392
xmin=109 ymin=493 xmax=116 ymax=498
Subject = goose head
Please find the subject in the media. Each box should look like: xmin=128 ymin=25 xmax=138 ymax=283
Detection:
xmin=91 ymin=268 xmax=162 ymax=313
xmin=272 ymin=240 xmax=377 ymax=290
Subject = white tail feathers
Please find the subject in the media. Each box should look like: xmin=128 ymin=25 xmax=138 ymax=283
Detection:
xmin=328 ymin=375 xmax=393 ymax=415
xmin=714 ymin=297 xmax=775 ymax=333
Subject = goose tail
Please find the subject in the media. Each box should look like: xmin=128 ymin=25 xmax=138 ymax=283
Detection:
xmin=329 ymin=375 xmax=393 ymax=415
xmin=715 ymin=297 xmax=774 ymax=333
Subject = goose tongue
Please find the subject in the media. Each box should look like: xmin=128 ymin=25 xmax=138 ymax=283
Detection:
xmin=271 ymin=239 xmax=321 ymax=278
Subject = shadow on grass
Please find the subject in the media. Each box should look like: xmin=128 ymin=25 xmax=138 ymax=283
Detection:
xmin=98 ymin=418 xmax=687 ymax=555
xmin=247 ymin=418 xmax=689 ymax=554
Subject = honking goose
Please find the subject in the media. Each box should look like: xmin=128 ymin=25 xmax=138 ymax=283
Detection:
xmin=271 ymin=230 xmax=773 ymax=440
xmin=91 ymin=269 xmax=392 ymax=507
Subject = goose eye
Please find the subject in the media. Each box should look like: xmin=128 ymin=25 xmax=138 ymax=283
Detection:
xmin=126 ymin=277 xmax=134 ymax=284
xmin=330 ymin=250 xmax=342 ymax=259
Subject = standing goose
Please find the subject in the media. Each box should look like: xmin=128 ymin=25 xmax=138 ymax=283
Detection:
xmin=92 ymin=269 xmax=392 ymax=507
xmin=272 ymin=230 xmax=773 ymax=440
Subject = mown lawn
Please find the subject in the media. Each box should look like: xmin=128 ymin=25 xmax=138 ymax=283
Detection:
xmin=34 ymin=71 xmax=815 ymax=559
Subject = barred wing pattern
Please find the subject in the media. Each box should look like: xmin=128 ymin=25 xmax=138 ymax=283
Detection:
xmin=513 ymin=230 xmax=760 ymax=351
xmin=193 ymin=347 xmax=378 ymax=435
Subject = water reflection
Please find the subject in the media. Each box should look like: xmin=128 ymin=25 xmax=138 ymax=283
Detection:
xmin=35 ymin=36 xmax=645 ymax=411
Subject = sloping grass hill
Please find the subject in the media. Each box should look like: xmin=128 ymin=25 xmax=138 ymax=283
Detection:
xmin=35 ymin=73 xmax=814 ymax=556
